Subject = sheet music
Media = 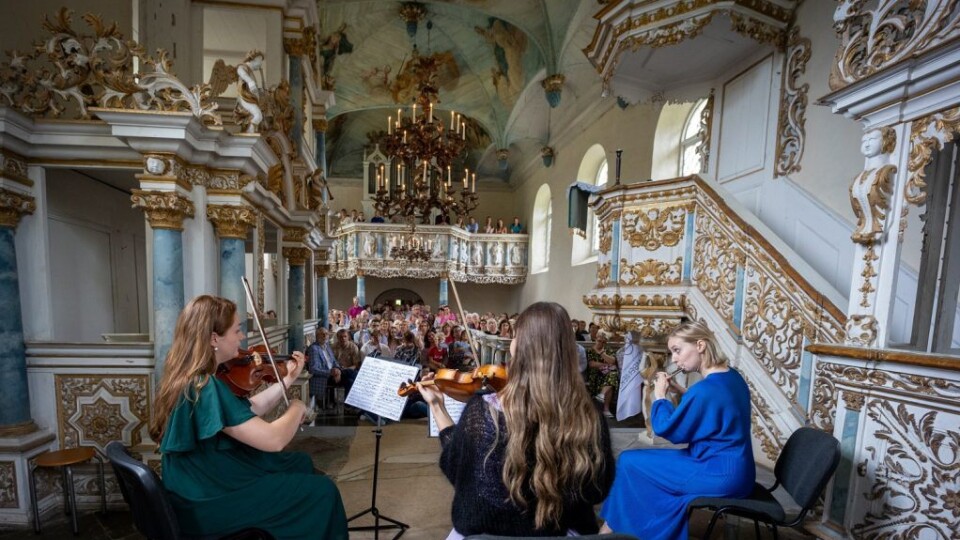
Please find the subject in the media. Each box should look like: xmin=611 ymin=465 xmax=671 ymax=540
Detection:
xmin=428 ymin=394 xmax=467 ymax=437
xmin=345 ymin=356 xmax=420 ymax=422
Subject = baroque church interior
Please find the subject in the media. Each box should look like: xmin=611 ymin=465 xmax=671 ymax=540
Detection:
xmin=0 ymin=0 xmax=958 ymax=538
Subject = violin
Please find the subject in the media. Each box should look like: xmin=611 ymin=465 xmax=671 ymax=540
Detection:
xmin=216 ymin=344 xmax=294 ymax=398
xmin=397 ymin=364 xmax=508 ymax=401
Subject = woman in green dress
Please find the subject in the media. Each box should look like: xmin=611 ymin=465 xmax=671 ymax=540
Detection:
xmin=149 ymin=295 xmax=348 ymax=539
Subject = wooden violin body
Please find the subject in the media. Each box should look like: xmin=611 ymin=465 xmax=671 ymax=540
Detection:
xmin=398 ymin=364 xmax=507 ymax=400
xmin=217 ymin=344 xmax=292 ymax=397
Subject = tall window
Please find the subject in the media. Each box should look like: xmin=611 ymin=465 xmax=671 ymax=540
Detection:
xmin=680 ymin=99 xmax=707 ymax=176
xmin=531 ymin=184 xmax=552 ymax=273
xmin=590 ymin=160 xmax=608 ymax=253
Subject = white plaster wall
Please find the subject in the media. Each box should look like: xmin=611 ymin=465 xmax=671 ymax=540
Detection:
xmin=45 ymin=169 xmax=148 ymax=342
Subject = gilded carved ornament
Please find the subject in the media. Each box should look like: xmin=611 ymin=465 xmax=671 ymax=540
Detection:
xmin=859 ymin=246 xmax=879 ymax=309
xmin=905 ymin=106 xmax=960 ymax=206
xmin=130 ymin=190 xmax=194 ymax=230
xmin=845 ymin=314 xmax=878 ymax=347
xmin=619 ymin=257 xmax=682 ymax=286
xmin=282 ymin=247 xmax=311 ymax=266
xmin=0 ymin=151 xmax=31 ymax=186
xmin=742 ymin=270 xmax=804 ymax=400
xmin=774 ymin=27 xmax=811 ymax=177
xmin=829 ymin=0 xmax=960 ymax=90
xmin=851 ymin=127 xmax=897 ymax=244
xmin=206 ymin=205 xmax=256 ymax=239
xmin=621 ymin=204 xmax=689 ymax=250
xmin=851 ymin=400 xmax=960 ymax=539
xmin=696 ymin=90 xmax=714 ymax=175
xmin=0 ymin=188 xmax=36 ymax=229
xmin=598 ymin=221 xmax=613 ymax=254
xmin=283 ymin=228 xmax=308 ymax=243
xmin=841 ymin=391 xmax=865 ymax=412
xmin=0 ymin=8 xmax=219 ymax=123
xmin=313 ymin=118 xmax=328 ymax=133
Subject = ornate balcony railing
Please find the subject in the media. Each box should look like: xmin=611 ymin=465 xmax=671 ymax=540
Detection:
xmin=328 ymin=223 xmax=528 ymax=284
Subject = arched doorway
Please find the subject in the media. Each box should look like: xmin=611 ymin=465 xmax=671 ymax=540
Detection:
xmin=373 ymin=288 xmax=424 ymax=308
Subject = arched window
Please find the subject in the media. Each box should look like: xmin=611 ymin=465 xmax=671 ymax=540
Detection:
xmin=531 ymin=184 xmax=552 ymax=273
xmin=680 ymin=99 xmax=707 ymax=176
xmin=572 ymin=144 xmax=606 ymax=266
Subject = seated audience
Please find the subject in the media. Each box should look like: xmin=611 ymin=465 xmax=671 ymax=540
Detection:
xmin=584 ymin=333 xmax=619 ymax=418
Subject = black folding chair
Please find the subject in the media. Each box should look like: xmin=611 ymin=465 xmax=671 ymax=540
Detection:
xmin=105 ymin=442 xmax=273 ymax=540
xmin=689 ymin=427 xmax=841 ymax=539
xmin=466 ymin=534 xmax=638 ymax=540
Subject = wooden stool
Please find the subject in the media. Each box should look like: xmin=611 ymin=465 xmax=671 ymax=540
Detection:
xmin=28 ymin=447 xmax=106 ymax=535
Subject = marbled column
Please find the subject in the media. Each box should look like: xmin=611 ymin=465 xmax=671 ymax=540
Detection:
xmin=318 ymin=276 xmax=329 ymax=327
xmin=153 ymin=229 xmax=185 ymax=379
xmin=0 ymin=188 xmax=36 ymax=430
xmin=208 ymin=204 xmax=255 ymax=338
xmin=0 ymin=228 xmax=31 ymax=428
xmin=131 ymin=190 xmax=193 ymax=380
xmin=356 ymin=274 xmax=366 ymax=305
xmin=284 ymin=247 xmax=309 ymax=353
xmin=439 ymin=277 xmax=449 ymax=307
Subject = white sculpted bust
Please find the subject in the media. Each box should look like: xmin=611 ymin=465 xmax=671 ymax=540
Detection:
xmin=850 ymin=127 xmax=897 ymax=245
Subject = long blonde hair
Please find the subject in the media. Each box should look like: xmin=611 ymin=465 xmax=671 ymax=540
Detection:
xmin=149 ymin=295 xmax=237 ymax=442
xmin=498 ymin=302 xmax=604 ymax=529
xmin=669 ymin=320 xmax=727 ymax=369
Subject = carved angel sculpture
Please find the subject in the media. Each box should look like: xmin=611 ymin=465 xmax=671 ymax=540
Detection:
xmin=208 ymin=50 xmax=264 ymax=133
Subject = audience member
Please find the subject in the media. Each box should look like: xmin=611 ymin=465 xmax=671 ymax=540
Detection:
xmin=466 ymin=216 xmax=479 ymax=233
xmin=509 ymin=216 xmax=523 ymax=234
xmin=495 ymin=218 xmax=508 ymax=234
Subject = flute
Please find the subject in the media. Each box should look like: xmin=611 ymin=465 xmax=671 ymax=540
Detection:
xmin=646 ymin=367 xmax=684 ymax=387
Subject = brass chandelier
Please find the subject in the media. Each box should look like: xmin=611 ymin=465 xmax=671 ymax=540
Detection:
xmin=390 ymin=217 xmax=432 ymax=262
xmin=373 ymin=49 xmax=479 ymax=224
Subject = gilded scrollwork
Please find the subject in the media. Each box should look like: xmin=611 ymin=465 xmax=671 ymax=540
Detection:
xmin=622 ymin=204 xmax=688 ymax=250
xmin=207 ymin=205 xmax=256 ymax=239
xmin=598 ymin=221 xmax=612 ymax=254
xmin=859 ymin=246 xmax=878 ymax=308
xmin=845 ymin=314 xmax=878 ymax=347
xmin=905 ymin=106 xmax=960 ymax=206
xmin=810 ymin=360 xmax=837 ymax=434
xmin=830 ymin=1 xmax=960 ymax=90
xmin=597 ymin=261 xmax=611 ymax=288
xmin=130 ymin=190 xmax=194 ymax=231
xmin=0 ymin=8 xmax=219 ymax=123
xmin=692 ymin=211 xmax=738 ymax=323
xmin=583 ymin=293 xmax=684 ymax=309
xmin=697 ymin=90 xmax=714 ymax=174
xmin=742 ymin=271 xmax=804 ymax=399
xmin=282 ymin=247 xmax=311 ymax=266
xmin=775 ymin=27 xmax=811 ymax=177
xmin=852 ymin=400 xmax=960 ymax=539
xmin=0 ymin=150 xmax=30 ymax=186
xmin=742 ymin=374 xmax=784 ymax=463
xmin=619 ymin=257 xmax=682 ymax=286
xmin=0 ymin=461 xmax=16 ymax=508
xmin=850 ymin=165 xmax=896 ymax=244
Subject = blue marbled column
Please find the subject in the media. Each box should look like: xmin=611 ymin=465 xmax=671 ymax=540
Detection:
xmin=318 ymin=276 xmax=329 ymax=328
xmin=288 ymin=263 xmax=305 ymax=353
xmin=153 ymin=228 xmax=185 ymax=380
xmin=439 ymin=278 xmax=449 ymax=307
xmin=0 ymin=227 xmax=31 ymax=427
xmin=289 ymin=57 xmax=303 ymax=153
xmin=356 ymin=275 xmax=366 ymax=305
xmin=219 ymin=237 xmax=246 ymax=338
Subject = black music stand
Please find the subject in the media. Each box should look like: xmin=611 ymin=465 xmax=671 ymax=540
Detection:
xmin=347 ymin=415 xmax=408 ymax=539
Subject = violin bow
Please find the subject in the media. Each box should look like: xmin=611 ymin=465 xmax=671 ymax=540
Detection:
xmin=241 ymin=276 xmax=291 ymax=407
xmin=447 ymin=276 xmax=481 ymax=364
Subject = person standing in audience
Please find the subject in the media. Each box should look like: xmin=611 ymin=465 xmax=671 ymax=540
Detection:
xmin=332 ymin=329 xmax=361 ymax=374
xmin=419 ymin=302 xmax=614 ymax=537
xmin=495 ymin=218 xmax=508 ymax=234
xmin=584 ymin=333 xmax=619 ymax=418
xmin=575 ymin=320 xmax=589 ymax=341
xmin=509 ymin=216 xmax=523 ymax=234
xmin=151 ymin=295 xmax=347 ymax=539
xmin=483 ymin=216 xmax=495 ymax=233
xmin=497 ymin=319 xmax=513 ymax=339
xmin=371 ymin=211 xmax=385 ymax=223
xmin=347 ymin=296 xmax=363 ymax=320
xmin=306 ymin=327 xmax=343 ymax=405
xmin=599 ymin=321 xmax=754 ymax=540
xmin=466 ymin=216 xmax=480 ymax=233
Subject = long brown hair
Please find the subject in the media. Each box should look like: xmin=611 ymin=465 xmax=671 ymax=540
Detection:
xmin=498 ymin=302 xmax=604 ymax=529
xmin=149 ymin=295 xmax=237 ymax=442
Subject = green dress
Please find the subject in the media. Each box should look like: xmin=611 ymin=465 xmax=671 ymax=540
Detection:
xmin=160 ymin=376 xmax=348 ymax=539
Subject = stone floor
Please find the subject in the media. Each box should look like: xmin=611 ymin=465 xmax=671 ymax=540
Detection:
xmin=0 ymin=411 xmax=815 ymax=539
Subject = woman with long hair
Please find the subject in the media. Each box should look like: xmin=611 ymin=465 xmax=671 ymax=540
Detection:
xmin=497 ymin=318 xmax=513 ymax=339
xmin=599 ymin=320 xmax=754 ymax=540
xmin=495 ymin=218 xmax=508 ymax=234
xmin=419 ymin=302 xmax=615 ymax=537
xmin=151 ymin=295 xmax=347 ymax=539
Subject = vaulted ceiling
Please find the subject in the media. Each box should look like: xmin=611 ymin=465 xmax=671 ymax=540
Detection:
xmin=318 ymin=0 xmax=586 ymax=179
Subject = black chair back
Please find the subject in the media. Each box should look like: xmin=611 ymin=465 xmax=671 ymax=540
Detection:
xmin=774 ymin=427 xmax=841 ymax=512
xmin=105 ymin=441 xmax=181 ymax=540
xmin=467 ymin=535 xmax=638 ymax=539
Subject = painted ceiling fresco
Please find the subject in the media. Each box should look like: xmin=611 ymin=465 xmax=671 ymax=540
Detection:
xmin=318 ymin=0 xmax=580 ymax=178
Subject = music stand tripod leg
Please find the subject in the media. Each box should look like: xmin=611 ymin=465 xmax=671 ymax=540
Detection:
xmin=347 ymin=416 xmax=409 ymax=540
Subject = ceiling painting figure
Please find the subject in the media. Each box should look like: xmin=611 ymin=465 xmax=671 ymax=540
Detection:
xmin=475 ymin=18 xmax=527 ymax=107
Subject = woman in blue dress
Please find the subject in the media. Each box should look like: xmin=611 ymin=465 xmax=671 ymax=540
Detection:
xmin=600 ymin=320 xmax=754 ymax=540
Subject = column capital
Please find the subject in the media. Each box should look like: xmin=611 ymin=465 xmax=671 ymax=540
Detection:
xmin=0 ymin=188 xmax=36 ymax=229
xmin=313 ymin=118 xmax=328 ymax=133
xmin=283 ymin=247 xmax=311 ymax=266
xmin=283 ymin=227 xmax=309 ymax=243
xmin=131 ymin=190 xmax=195 ymax=231
xmin=207 ymin=204 xmax=257 ymax=239
xmin=0 ymin=150 xmax=32 ymax=187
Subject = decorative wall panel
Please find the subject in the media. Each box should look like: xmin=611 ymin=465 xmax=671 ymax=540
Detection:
xmin=0 ymin=461 xmax=16 ymax=508
xmin=55 ymin=374 xmax=150 ymax=453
